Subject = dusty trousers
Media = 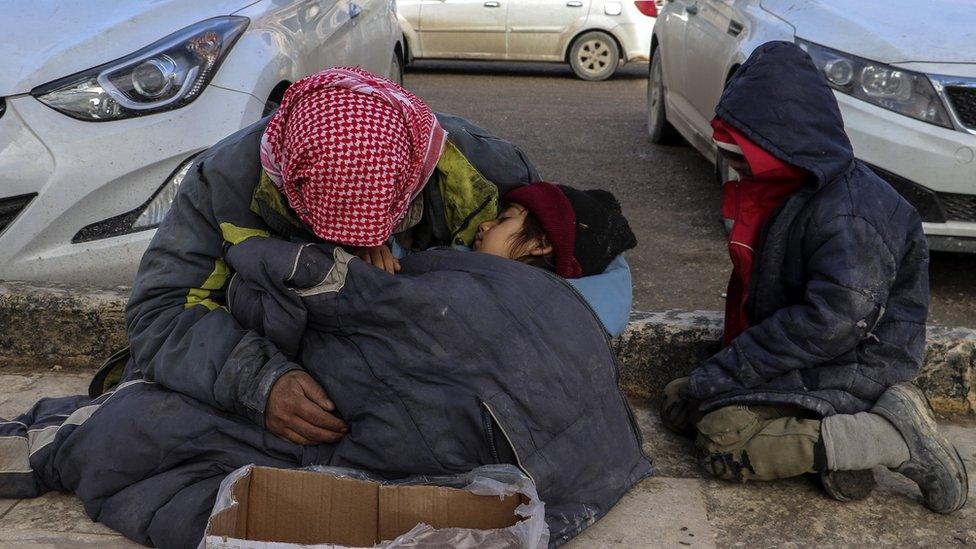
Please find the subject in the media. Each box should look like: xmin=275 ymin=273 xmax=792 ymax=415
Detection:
xmin=693 ymin=405 xmax=822 ymax=482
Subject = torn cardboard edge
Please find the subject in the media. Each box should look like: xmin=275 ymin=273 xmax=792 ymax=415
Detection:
xmin=204 ymin=465 xmax=549 ymax=548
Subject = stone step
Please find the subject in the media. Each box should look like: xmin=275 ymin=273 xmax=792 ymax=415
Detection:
xmin=2 ymin=282 xmax=974 ymax=415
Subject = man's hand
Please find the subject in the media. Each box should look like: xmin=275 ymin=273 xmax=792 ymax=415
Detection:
xmin=354 ymin=244 xmax=400 ymax=274
xmin=266 ymin=371 xmax=348 ymax=445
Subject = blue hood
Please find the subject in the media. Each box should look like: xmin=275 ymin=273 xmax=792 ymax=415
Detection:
xmin=716 ymin=41 xmax=854 ymax=187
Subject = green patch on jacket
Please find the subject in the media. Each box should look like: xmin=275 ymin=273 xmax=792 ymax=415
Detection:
xmin=185 ymin=259 xmax=229 ymax=310
xmin=436 ymin=141 xmax=498 ymax=246
xmin=250 ymin=171 xmax=317 ymax=241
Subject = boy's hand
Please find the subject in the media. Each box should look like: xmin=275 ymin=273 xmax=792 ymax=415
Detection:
xmin=266 ymin=371 xmax=348 ymax=445
xmin=354 ymin=244 xmax=400 ymax=274
xmin=660 ymin=377 xmax=701 ymax=438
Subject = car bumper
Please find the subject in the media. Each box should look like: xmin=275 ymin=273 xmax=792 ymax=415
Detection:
xmin=0 ymin=85 xmax=265 ymax=286
xmin=837 ymin=92 xmax=976 ymax=248
xmin=613 ymin=20 xmax=654 ymax=63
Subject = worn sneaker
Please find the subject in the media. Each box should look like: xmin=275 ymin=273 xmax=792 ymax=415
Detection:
xmin=819 ymin=469 xmax=876 ymax=502
xmin=871 ymin=382 xmax=969 ymax=514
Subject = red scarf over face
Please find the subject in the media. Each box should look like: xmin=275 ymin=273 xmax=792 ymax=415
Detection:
xmin=713 ymin=118 xmax=807 ymax=345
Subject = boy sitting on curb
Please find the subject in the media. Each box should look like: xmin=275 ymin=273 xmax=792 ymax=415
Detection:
xmin=661 ymin=41 xmax=968 ymax=514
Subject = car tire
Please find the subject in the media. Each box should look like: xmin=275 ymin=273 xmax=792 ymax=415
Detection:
xmin=647 ymin=50 xmax=679 ymax=144
xmin=391 ymin=50 xmax=404 ymax=86
xmin=569 ymin=31 xmax=619 ymax=81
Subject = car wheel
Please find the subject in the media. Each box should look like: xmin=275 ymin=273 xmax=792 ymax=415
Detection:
xmin=262 ymin=99 xmax=279 ymax=118
xmin=647 ymin=50 xmax=679 ymax=144
xmin=391 ymin=50 xmax=404 ymax=86
xmin=569 ymin=31 xmax=619 ymax=81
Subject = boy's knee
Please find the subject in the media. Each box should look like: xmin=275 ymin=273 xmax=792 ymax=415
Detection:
xmin=696 ymin=406 xmax=762 ymax=449
xmin=695 ymin=406 xmax=820 ymax=482
xmin=695 ymin=406 xmax=763 ymax=481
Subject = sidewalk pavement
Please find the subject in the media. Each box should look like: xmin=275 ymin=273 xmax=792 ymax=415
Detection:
xmin=1 ymin=373 xmax=974 ymax=548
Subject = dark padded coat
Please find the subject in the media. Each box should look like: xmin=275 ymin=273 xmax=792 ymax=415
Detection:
xmin=688 ymin=42 xmax=930 ymax=416
xmin=225 ymin=237 xmax=653 ymax=544
xmin=0 ymin=239 xmax=651 ymax=548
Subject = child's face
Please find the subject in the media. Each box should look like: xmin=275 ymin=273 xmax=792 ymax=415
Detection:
xmin=473 ymin=203 xmax=534 ymax=259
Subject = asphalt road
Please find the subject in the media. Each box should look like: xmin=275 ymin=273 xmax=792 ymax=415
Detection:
xmin=406 ymin=60 xmax=976 ymax=328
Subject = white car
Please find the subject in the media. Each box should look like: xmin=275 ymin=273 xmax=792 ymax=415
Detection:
xmin=647 ymin=0 xmax=976 ymax=252
xmin=397 ymin=0 xmax=662 ymax=81
xmin=0 ymin=0 xmax=402 ymax=286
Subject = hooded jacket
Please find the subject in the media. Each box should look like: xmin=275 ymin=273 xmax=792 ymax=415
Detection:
xmin=688 ymin=42 xmax=930 ymax=416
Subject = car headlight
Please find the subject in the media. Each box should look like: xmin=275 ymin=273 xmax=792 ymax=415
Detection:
xmin=72 ymin=155 xmax=199 ymax=243
xmin=132 ymin=158 xmax=196 ymax=229
xmin=31 ymin=16 xmax=248 ymax=121
xmin=797 ymin=38 xmax=952 ymax=129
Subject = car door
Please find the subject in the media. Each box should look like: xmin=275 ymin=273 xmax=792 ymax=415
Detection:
xmin=417 ymin=0 xmax=508 ymax=59
xmin=350 ymin=0 xmax=398 ymax=75
xmin=506 ymin=0 xmax=590 ymax=61
xmin=298 ymin=0 xmax=365 ymax=71
xmin=681 ymin=0 xmax=744 ymax=139
xmin=656 ymin=0 xmax=694 ymax=127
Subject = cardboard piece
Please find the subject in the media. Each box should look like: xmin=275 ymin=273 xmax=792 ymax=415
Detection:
xmin=206 ymin=467 xmax=525 ymax=548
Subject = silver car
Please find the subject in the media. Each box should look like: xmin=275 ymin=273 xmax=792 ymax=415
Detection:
xmin=397 ymin=0 xmax=661 ymax=80
xmin=647 ymin=0 xmax=976 ymax=251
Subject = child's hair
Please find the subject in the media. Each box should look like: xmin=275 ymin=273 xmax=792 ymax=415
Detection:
xmin=503 ymin=181 xmax=636 ymax=278
xmin=510 ymin=211 xmax=555 ymax=272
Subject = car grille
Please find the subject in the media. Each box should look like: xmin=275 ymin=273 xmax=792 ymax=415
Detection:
xmin=0 ymin=194 xmax=37 ymax=235
xmin=941 ymin=193 xmax=976 ymax=223
xmin=866 ymin=163 xmax=976 ymax=224
xmin=946 ymin=86 xmax=976 ymax=129
xmin=866 ymin=164 xmax=947 ymax=223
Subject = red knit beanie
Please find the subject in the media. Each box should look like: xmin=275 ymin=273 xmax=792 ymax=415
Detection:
xmin=504 ymin=182 xmax=638 ymax=278
xmin=502 ymin=182 xmax=582 ymax=278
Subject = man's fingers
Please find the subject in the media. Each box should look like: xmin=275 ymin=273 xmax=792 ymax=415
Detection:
xmin=386 ymin=248 xmax=401 ymax=273
xmin=296 ymin=399 xmax=348 ymax=432
xmin=356 ymin=245 xmax=398 ymax=273
xmin=382 ymin=248 xmax=397 ymax=274
xmin=287 ymin=416 xmax=345 ymax=444
xmin=374 ymin=247 xmax=395 ymax=274
xmin=368 ymin=248 xmax=383 ymax=269
xmin=279 ymin=427 xmax=312 ymax=446
xmin=297 ymin=375 xmax=335 ymax=411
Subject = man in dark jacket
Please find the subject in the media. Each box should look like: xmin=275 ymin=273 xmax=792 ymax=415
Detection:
xmin=661 ymin=42 xmax=968 ymax=514
xmin=122 ymin=69 xmax=544 ymax=448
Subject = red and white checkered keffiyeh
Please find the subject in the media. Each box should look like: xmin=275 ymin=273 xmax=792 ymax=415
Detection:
xmin=260 ymin=67 xmax=447 ymax=246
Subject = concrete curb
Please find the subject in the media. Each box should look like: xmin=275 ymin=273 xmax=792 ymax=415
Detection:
xmin=2 ymin=282 xmax=973 ymax=415
xmin=0 ymin=282 xmax=129 ymax=370
xmin=615 ymin=310 xmax=976 ymax=416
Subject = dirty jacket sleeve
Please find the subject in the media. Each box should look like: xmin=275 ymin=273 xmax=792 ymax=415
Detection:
xmin=689 ymin=215 xmax=898 ymax=401
xmin=124 ymin=158 xmax=299 ymax=426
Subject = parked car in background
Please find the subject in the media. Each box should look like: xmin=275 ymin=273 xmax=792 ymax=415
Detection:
xmin=398 ymin=0 xmax=662 ymax=80
xmin=648 ymin=0 xmax=976 ymax=252
xmin=0 ymin=0 xmax=403 ymax=286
